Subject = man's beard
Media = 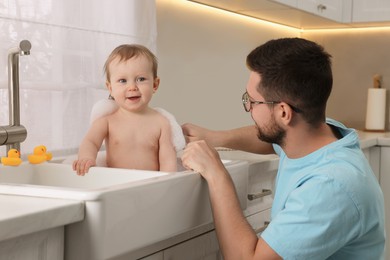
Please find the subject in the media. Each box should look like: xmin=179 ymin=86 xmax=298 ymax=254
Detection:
xmin=256 ymin=115 xmax=286 ymax=146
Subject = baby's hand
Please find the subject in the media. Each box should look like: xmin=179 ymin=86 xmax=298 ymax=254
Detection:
xmin=72 ymin=158 xmax=96 ymax=176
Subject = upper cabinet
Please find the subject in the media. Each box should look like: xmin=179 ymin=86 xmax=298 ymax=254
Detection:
xmin=274 ymin=0 xmax=297 ymax=6
xmin=296 ymin=0 xmax=352 ymax=23
xmin=188 ymin=0 xmax=390 ymax=29
xmin=273 ymin=0 xmax=352 ymax=22
xmin=188 ymin=0 xmax=351 ymax=29
xmin=352 ymin=0 xmax=390 ymax=23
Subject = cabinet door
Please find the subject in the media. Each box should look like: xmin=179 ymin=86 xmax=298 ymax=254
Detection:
xmin=163 ymin=230 xmax=221 ymax=260
xmin=139 ymin=252 xmax=164 ymax=260
xmin=362 ymin=146 xmax=381 ymax=180
xmin=244 ymin=161 xmax=277 ymax=216
xmin=380 ymin=147 xmax=390 ymax=260
xmin=353 ymin=0 xmax=390 ymax=23
xmin=272 ymin=0 xmax=297 ymax=8
xmin=297 ymin=0 xmax=351 ymax=22
xmin=247 ymin=208 xmax=272 ymax=237
xmin=0 ymin=227 xmax=63 ymax=260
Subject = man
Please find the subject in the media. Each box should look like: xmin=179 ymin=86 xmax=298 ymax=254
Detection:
xmin=181 ymin=38 xmax=385 ymax=259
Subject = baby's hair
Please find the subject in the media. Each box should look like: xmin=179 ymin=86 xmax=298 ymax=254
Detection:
xmin=104 ymin=44 xmax=158 ymax=82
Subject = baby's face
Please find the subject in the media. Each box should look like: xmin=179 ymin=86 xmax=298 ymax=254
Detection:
xmin=106 ymin=55 xmax=159 ymax=112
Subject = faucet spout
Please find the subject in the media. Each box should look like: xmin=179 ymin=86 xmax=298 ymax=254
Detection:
xmin=8 ymin=40 xmax=31 ymax=126
xmin=1 ymin=40 xmax=31 ymax=153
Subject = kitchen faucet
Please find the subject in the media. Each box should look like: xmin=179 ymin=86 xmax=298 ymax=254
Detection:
xmin=0 ymin=40 xmax=31 ymax=153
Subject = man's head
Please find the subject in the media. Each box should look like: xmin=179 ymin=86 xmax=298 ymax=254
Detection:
xmin=246 ymin=37 xmax=333 ymax=126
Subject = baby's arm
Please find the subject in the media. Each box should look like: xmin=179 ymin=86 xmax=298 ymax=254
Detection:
xmin=73 ymin=117 xmax=108 ymax=175
xmin=159 ymin=119 xmax=177 ymax=172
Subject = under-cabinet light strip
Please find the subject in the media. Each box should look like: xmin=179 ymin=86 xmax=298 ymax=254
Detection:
xmin=184 ymin=0 xmax=390 ymax=33
xmin=184 ymin=0 xmax=300 ymax=32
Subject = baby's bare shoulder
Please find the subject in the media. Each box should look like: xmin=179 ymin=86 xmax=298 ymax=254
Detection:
xmin=151 ymin=109 xmax=171 ymax=128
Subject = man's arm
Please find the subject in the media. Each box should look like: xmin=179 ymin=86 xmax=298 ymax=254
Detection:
xmin=182 ymin=124 xmax=275 ymax=154
xmin=181 ymin=140 xmax=281 ymax=260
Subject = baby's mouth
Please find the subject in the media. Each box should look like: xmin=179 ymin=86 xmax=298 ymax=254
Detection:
xmin=127 ymin=95 xmax=141 ymax=101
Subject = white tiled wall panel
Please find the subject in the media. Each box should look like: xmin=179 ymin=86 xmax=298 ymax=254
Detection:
xmin=0 ymin=0 xmax=156 ymax=155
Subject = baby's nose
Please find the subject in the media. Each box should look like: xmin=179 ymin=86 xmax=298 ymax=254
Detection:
xmin=128 ymin=83 xmax=139 ymax=91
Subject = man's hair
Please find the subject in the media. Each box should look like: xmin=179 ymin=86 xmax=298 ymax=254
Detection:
xmin=246 ymin=37 xmax=333 ymax=126
xmin=104 ymin=44 xmax=158 ymax=82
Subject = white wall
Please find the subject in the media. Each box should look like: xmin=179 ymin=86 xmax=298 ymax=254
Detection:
xmin=0 ymin=0 xmax=156 ymax=155
xmin=154 ymin=0 xmax=298 ymax=130
xmin=155 ymin=1 xmax=390 ymax=131
xmin=304 ymin=28 xmax=390 ymax=130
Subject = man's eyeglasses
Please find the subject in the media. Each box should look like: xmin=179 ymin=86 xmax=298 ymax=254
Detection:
xmin=242 ymin=92 xmax=279 ymax=112
xmin=242 ymin=92 xmax=302 ymax=113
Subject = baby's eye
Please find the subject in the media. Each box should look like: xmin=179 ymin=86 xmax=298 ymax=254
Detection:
xmin=118 ymin=79 xmax=127 ymax=83
xmin=136 ymin=77 xmax=147 ymax=83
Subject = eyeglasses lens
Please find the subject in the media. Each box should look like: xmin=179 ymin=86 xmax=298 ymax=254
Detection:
xmin=242 ymin=92 xmax=250 ymax=112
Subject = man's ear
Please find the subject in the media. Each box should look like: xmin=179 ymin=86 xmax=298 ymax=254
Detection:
xmin=153 ymin=77 xmax=160 ymax=93
xmin=278 ymin=102 xmax=294 ymax=126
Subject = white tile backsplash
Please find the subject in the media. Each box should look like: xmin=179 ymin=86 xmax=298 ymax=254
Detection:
xmin=0 ymin=0 xmax=156 ymax=156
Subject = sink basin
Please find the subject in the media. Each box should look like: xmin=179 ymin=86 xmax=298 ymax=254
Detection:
xmin=0 ymin=162 xmax=169 ymax=200
xmin=0 ymin=158 xmax=248 ymax=260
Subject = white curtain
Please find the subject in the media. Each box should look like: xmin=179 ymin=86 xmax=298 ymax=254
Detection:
xmin=0 ymin=0 xmax=157 ymax=157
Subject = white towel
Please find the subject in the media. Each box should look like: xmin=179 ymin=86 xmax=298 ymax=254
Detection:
xmin=89 ymin=98 xmax=119 ymax=124
xmin=154 ymin=107 xmax=186 ymax=152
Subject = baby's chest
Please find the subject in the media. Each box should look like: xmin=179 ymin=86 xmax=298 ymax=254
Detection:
xmin=108 ymin=124 xmax=161 ymax=146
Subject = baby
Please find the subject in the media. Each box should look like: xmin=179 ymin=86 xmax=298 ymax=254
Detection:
xmin=73 ymin=44 xmax=177 ymax=175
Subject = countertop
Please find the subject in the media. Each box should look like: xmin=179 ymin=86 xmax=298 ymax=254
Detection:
xmin=357 ymin=130 xmax=390 ymax=148
xmin=218 ymin=130 xmax=390 ymax=162
xmin=0 ymin=194 xmax=84 ymax=242
xmin=0 ymin=130 xmax=387 ymax=245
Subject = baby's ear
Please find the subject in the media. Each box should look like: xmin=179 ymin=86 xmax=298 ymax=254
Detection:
xmin=153 ymin=77 xmax=160 ymax=93
xmin=105 ymin=81 xmax=111 ymax=91
xmin=105 ymin=81 xmax=113 ymax=96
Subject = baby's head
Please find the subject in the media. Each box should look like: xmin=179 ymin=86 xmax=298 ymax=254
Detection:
xmin=104 ymin=44 xmax=158 ymax=83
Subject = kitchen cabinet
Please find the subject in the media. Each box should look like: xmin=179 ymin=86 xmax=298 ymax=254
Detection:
xmin=139 ymin=155 xmax=278 ymax=260
xmin=244 ymin=159 xmax=277 ymax=216
xmin=276 ymin=0 xmax=352 ymax=23
xmin=296 ymin=0 xmax=352 ymax=23
xmin=0 ymin=195 xmax=83 ymax=260
xmin=158 ymin=210 xmax=270 ymax=260
xmin=140 ymin=231 xmax=221 ymax=260
xmin=0 ymin=227 xmax=64 ymax=260
xmin=247 ymin=209 xmax=272 ymax=236
xmin=352 ymin=0 xmax=390 ymax=23
xmin=188 ymin=0 xmax=390 ymax=28
xmin=140 ymin=252 xmax=163 ymax=260
xmin=380 ymin=146 xmax=390 ymax=260
xmin=273 ymin=0 xmax=297 ymax=6
xmin=362 ymin=146 xmax=381 ymax=180
xmin=244 ymin=159 xmax=277 ymax=239
xmin=188 ymin=0 xmax=352 ymax=29
xmin=163 ymin=230 xmax=221 ymax=260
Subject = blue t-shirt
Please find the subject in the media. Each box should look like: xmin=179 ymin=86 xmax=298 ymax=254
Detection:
xmin=261 ymin=118 xmax=385 ymax=260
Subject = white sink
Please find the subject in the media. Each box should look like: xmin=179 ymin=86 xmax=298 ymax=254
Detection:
xmin=0 ymin=162 xmax=169 ymax=200
xmin=0 ymin=159 xmax=248 ymax=260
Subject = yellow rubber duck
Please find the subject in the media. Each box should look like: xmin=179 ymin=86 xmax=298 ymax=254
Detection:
xmin=1 ymin=149 xmax=22 ymax=166
xmin=28 ymin=145 xmax=52 ymax=164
